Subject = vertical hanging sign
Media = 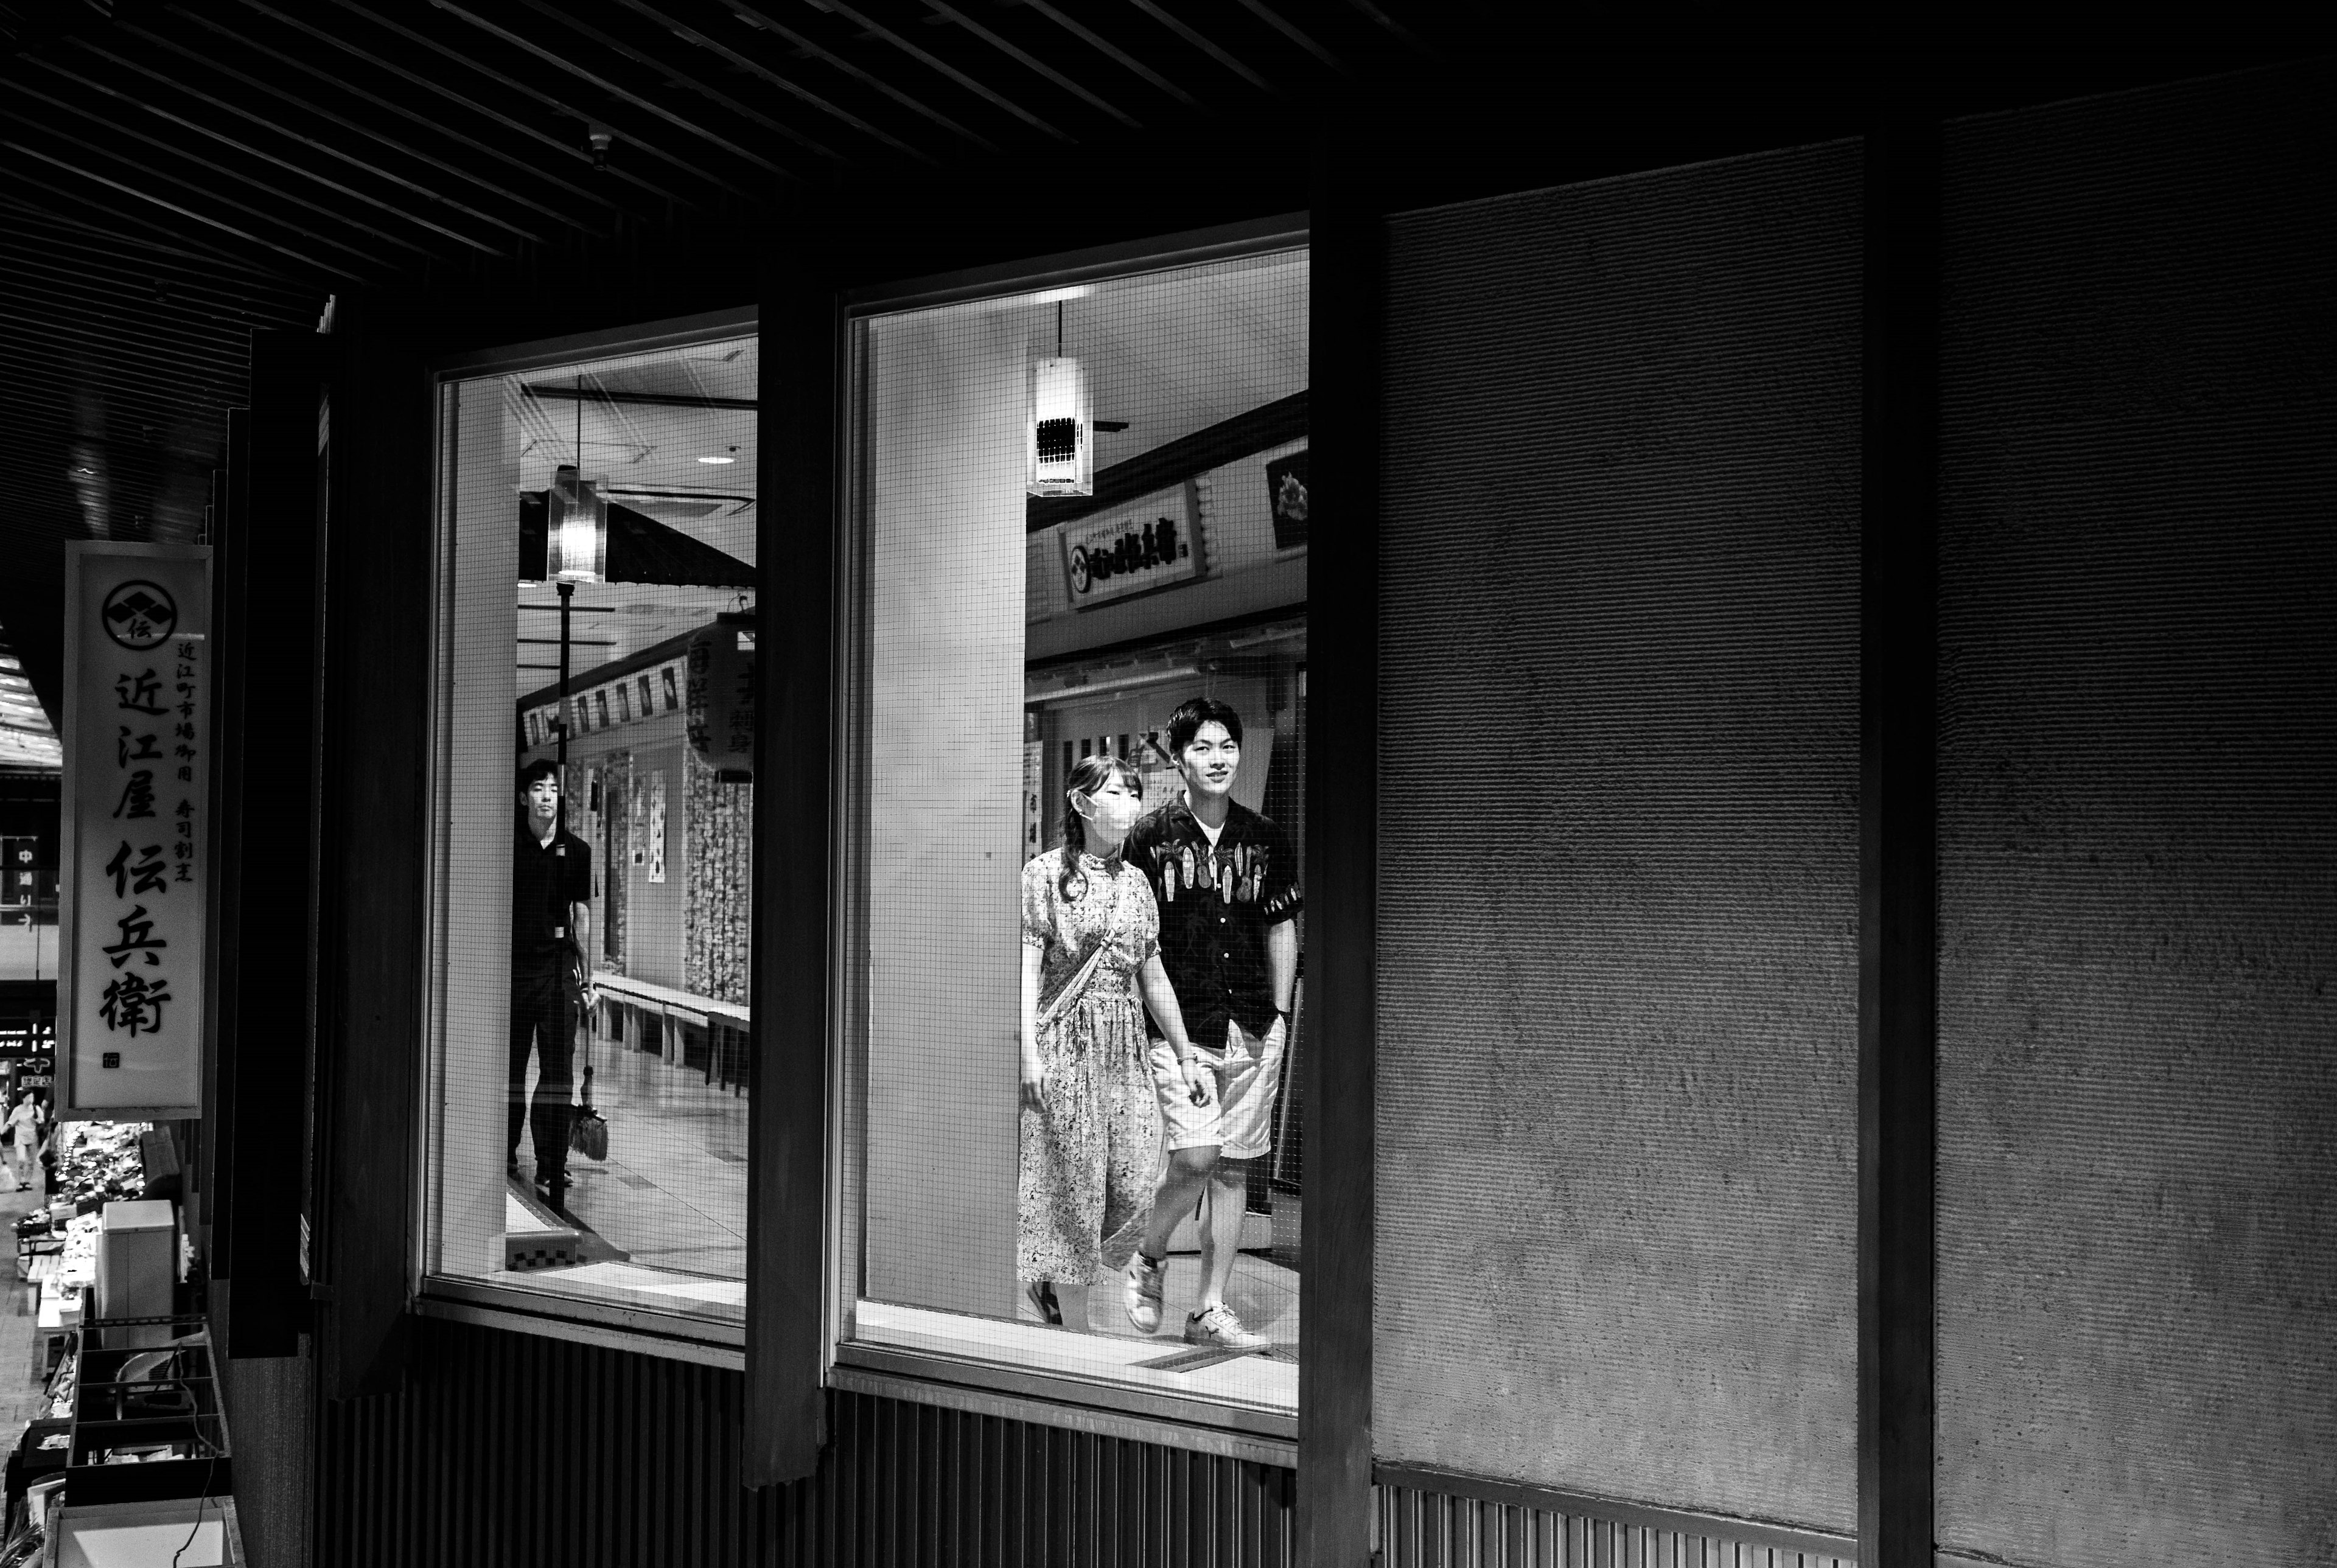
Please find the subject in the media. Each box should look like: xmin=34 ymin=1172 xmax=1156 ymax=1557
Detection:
xmin=57 ymin=542 xmax=212 ymax=1120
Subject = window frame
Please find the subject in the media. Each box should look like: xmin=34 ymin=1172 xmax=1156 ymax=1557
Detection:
xmin=822 ymin=217 xmax=1310 ymax=1451
xmin=414 ymin=304 xmax=760 ymax=1365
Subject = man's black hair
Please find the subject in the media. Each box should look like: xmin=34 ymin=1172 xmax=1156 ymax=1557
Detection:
xmin=1165 ymin=697 xmax=1243 ymax=758
xmin=517 ymin=758 xmax=561 ymax=793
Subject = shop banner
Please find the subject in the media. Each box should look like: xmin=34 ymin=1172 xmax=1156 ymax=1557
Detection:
xmin=1060 ymin=479 xmax=1201 ymax=609
xmin=57 ymin=542 xmax=211 ymax=1120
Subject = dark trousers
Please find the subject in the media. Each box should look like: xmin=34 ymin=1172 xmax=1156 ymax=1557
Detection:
xmin=509 ymin=961 xmax=574 ymax=1176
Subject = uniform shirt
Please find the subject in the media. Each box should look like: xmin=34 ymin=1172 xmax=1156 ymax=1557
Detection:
xmin=1124 ymin=796 xmax=1301 ymax=1047
xmin=512 ymin=820 xmax=592 ymax=970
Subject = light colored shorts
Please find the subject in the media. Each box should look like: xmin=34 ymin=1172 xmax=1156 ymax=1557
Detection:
xmin=1147 ymin=1020 xmax=1284 ymax=1161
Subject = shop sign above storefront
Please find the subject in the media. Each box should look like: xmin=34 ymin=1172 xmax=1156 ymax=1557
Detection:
xmin=55 ymin=543 xmax=211 ymax=1121
xmin=1061 ymin=481 xmax=1202 ymax=610
xmin=687 ymin=611 xmax=756 ymax=780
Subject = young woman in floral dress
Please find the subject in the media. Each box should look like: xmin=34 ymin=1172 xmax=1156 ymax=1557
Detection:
xmin=1016 ymin=753 xmax=1206 ymax=1331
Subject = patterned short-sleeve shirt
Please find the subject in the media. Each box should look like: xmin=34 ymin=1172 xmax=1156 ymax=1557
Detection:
xmin=1124 ymin=796 xmax=1300 ymax=1045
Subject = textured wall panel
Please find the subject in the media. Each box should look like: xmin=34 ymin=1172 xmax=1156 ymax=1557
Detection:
xmin=1374 ymin=145 xmax=1862 ymax=1531
xmin=1935 ymin=64 xmax=2337 ymax=1567
xmin=315 ymin=1317 xmax=1299 ymax=1566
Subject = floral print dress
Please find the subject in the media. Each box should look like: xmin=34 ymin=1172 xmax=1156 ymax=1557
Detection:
xmin=1017 ymin=849 xmax=1165 ymax=1286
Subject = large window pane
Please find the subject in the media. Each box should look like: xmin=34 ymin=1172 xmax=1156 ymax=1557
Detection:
xmin=843 ymin=249 xmax=1308 ymax=1420
xmin=429 ymin=327 xmax=756 ymax=1331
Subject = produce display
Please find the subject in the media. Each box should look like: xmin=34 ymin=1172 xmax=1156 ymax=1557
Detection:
xmin=46 ymin=1122 xmax=149 ymax=1211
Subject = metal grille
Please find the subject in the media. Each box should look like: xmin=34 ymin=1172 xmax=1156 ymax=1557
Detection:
xmin=1373 ymin=1483 xmax=1853 ymax=1568
xmin=316 ymin=1316 xmax=1298 ymax=1566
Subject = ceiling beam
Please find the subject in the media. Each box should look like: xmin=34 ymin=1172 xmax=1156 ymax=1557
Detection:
xmin=1017 ymin=0 xmax=1196 ymax=105
xmin=1 ymin=145 xmax=363 ymax=283
xmin=0 ymin=271 xmax=264 ymax=350
xmin=817 ymin=0 xmax=1072 ymax=141
xmin=328 ymin=0 xmax=735 ymax=209
xmin=922 ymin=2 xmax=1143 ymax=129
xmin=0 ymin=305 xmax=259 ymax=383
xmin=432 ymin=0 xmax=790 ymax=190
xmin=236 ymin=0 xmax=669 ymax=220
xmin=21 ymin=54 xmax=505 ymax=257
xmin=2 ymin=110 xmax=401 ymax=274
xmin=3 ymin=89 xmax=449 ymax=265
xmin=0 ymin=207 xmax=319 ymax=318
xmin=166 ymin=4 xmax=626 ymax=226
xmin=75 ymin=34 xmax=551 ymax=245
xmin=127 ymin=15 xmax=603 ymax=237
xmin=505 ymin=0 xmax=837 ymax=169
xmin=1232 ymin=0 xmax=1349 ymax=76
xmin=1126 ymin=0 xmax=1273 ymax=94
xmin=621 ymin=0 xmax=948 ymax=163
xmin=713 ymin=0 xmax=1001 ymax=153
xmin=0 ymin=187 xmax=314 ymax=293
xmin=0 ymin=397 xmax=240 ymax=453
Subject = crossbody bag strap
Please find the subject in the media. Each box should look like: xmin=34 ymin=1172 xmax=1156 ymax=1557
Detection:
xmin=1033 ymin=868 xmax=1135 ymax=1032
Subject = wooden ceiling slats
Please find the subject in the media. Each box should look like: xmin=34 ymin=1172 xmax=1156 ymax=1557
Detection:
xmin=237 ymin=0 xmax=667 ymax=226
xmin=433 ymin=0 xmax=787 ymax=191
xmin=21 ymin=52 xmax=509 ymax=257
xmin=4 ymin=89 xmax=448 ymax=266
xmin=128 ymin=15 xmax=610 ymax=236
xmin=816 ymin=0 xmax=1070 ymax=143
xmin=0 ymin=0 xmax=1422 ymax=650
xmin=324 ymin=0 xmax=741 ymax=208
xmin=919 ymin=2 xmax=1143 ymax=130
xmin=621 ymin=0 xmax=951 ymax=163
xmin=505 ymin=0 xmax=840 ymax=169
xmin=74 ymin=32 xmax=557 ymax=245
xmin=1 ymin=141 xmax=365 ymax=283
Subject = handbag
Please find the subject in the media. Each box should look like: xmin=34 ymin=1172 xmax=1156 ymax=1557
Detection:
xmin=569 ymin=1044 xmax=609 ymax=1162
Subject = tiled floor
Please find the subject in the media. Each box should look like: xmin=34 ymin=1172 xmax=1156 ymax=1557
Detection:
xmin=517 ymin=1029 xmax=749 ymax=1282
xmin=517 ymin=1030 xmax=1302 ymax=1367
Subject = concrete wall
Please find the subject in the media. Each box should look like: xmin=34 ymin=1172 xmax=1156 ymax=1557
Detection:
xmin=1934 ymin=63 xmax=2337 ymax=1567
xmin=1374 ymin=141 xmax=1862 ymax=1531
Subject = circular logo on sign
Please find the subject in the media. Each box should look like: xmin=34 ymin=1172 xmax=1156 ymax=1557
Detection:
xmin=1067 ymin=545 xmax=1092 ymax=596
xmin=102 ymin=580 xmax=176 ymax=649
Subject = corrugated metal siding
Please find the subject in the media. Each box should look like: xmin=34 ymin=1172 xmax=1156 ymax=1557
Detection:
xmin=316 ymin=1317 xmax=1297 ymax=1566
xmin=1373 ymin=1483 xmax=1853 ymax=1568
xmin=317 ymin=1319 xmax=1857 ymax=1565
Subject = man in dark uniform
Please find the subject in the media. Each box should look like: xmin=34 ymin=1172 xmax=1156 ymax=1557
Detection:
xmin=1121 ymin=697 xmax=1301 ymax=1351
xmin=511 ymin=758 xmax=591 ymax=1201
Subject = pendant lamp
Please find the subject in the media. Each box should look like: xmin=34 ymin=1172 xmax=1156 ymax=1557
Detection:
xmin=1027 ymin=301 xmax=1092 ymax=497
xmin=547 ymin=463 xmax=609 ymax=582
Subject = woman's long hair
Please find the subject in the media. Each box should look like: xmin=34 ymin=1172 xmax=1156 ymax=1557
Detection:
xmin=1058 ymin=751 xmax=1144 ymax=902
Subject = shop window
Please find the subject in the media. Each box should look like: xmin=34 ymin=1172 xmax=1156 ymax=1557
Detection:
xmin=836 ymin=243 xmax=1308 ymax=1427
xmin=426 ymin=315 xmax=756 ymax=1339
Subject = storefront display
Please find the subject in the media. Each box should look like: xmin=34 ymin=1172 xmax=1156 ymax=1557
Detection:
xmin=839 ymin=242 xmax=1308 ymax=1426
xmin=425 ymin=319 xmax=757 ymax=1334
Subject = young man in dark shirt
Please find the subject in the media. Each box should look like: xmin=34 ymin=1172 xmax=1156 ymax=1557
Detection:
xmin=1121 ymin=698 xmax=1301 ymax=1350
xmin=511 ymin=758 xmax=592 ymax=1201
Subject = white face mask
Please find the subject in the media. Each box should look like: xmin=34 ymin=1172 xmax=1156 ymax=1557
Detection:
xmin=1075 ymin=789 xmax=1142 ymax=842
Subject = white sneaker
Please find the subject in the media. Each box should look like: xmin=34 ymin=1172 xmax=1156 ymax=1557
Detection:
xmin=1125 ymin=1252 xmax=1165 ymax=1334
xmin=1182 ymin=1303 xmax=1267 ymax=1350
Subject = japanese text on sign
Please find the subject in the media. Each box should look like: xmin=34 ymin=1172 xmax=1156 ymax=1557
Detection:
xmin=60 ymin=545 xmax=211 ymax=1117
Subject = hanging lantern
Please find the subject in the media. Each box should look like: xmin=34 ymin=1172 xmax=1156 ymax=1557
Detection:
xmin=546 ymin=464 xmax=609 ymax=582
xmin=1027 ymin=355 xmax=1092 ymax=498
